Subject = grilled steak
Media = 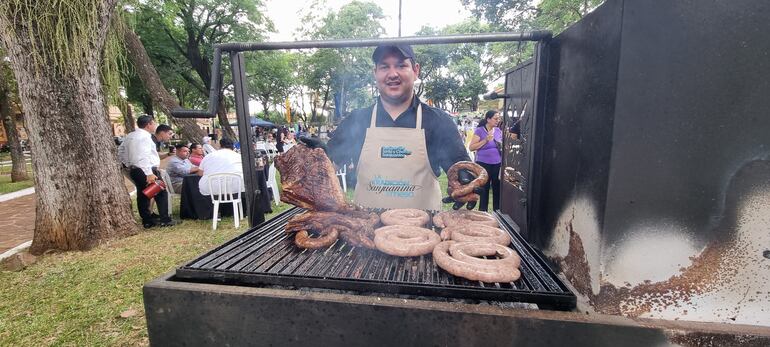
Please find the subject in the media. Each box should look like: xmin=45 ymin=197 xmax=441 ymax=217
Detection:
xmin=275 ymin=143 xmax=347 ymax=211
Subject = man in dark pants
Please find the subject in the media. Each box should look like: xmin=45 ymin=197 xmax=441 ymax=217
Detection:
xmin=118 ymin=115 xmax=177 ymax=228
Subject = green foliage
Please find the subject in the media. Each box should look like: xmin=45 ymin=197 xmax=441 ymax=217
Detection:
xmin=247 ymin=51 xmax=296 ymax=114
xmin=461 ymin=0 xmax=605 ymax=34
xmin=131 ymin=0 xmax=272 ymax=111
xmin=0 ymin=0 xmax=104 ymax=76
xmin=299 ymin=1 xmax=385 ymax=115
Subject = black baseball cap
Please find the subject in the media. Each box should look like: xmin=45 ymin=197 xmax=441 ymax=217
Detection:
xmin=372 ymin=44 xmax=415 ymax=64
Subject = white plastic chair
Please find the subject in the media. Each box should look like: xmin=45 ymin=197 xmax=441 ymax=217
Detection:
xmin=336 ymin=165 xmax=347 ymax=192
xmin=158 ymin=169 xmax=177 ymax=214
xmin=266 ymin=163 xmax=280 ymax=205
xmin=206 ymin=173 xmax=244 ymax=230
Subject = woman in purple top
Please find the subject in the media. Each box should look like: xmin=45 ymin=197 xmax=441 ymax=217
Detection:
xmin=468 ymin=110 xmax=503 ymax=212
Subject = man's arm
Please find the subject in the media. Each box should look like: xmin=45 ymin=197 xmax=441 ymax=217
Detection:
xmin=326 ymin=109 xmax=367 ymax=167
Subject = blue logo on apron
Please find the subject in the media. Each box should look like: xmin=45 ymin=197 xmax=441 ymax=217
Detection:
xmin=380 ymin=146 xmax=412 ymax=158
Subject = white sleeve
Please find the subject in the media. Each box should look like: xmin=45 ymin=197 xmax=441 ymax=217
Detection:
xmin=129 ymin=136 xmax=155 ymax=175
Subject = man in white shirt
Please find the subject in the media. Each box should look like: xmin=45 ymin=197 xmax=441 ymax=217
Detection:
xmin=198 ymin=137 xmax=243 ymax=196
xmin=118 ymin=115 xmax=176 ymax=228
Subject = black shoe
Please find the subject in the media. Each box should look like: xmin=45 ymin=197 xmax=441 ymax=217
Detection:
xmin=159 ymin=220 xmax=179 ymax=227
xmin=150 ymin=213 xmax=161 ymax=222
xmin=143 ymin=221 xmax=157 ymax=229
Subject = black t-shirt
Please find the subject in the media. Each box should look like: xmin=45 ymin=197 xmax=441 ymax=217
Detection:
xmin=327 ymin=97 xmax=469 ymax=177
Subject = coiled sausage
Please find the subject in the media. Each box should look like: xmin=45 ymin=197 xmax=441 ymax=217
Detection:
xmin=432 ymin=241 xmax=521 ymax=283
xmin=380 ymin=209 xmax=430 ymax=227
xmin=374 ymin=225 xmax=441 ymax=257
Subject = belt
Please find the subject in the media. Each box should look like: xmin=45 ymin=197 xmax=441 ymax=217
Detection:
xmin=129 ymin=166 xmax=159 ymax=171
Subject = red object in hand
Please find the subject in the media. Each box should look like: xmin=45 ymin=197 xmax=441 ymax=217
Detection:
xmin=142 ymin=180 xmax=166 ymax=199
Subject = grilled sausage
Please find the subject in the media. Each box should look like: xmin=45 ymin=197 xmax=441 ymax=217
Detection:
xmin=433 ymin=241 xmax=521 ymax=283
xmin=294 ymin=227 xmax=339 ymax=249
xmin=374 ymin=225 xmax=441 ymax=257
xmin=439 ymin=223 xmax=511 ymax=246
xmin=380 ymin=209 xmax=430 ymax=227
xmin=446 ymin=161 xmax=488 ymax=199
xmin=432 ymin=210 xmax=499 ymax=229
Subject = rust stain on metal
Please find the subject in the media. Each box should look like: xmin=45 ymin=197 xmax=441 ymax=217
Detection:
xmin=552 ymin=160 xmax=770 ymax=322
xmin=668 ymin=331 xmax=770 ymax=347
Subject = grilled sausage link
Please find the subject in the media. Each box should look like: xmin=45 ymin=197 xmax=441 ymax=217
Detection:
xmin=433 ymin=241 xmax=521 ymax=283
xmin=380 ymin=209 xmax=430 ymax=227
xmin=432 ymin=210 xmax=499 ymax=229
xmin=439 ymin=223 xmax=511 ymax=246
xmin=446 ymin=161 xmax=488 ymax=199
xmin=374 ymin=225 xmax=441 ymax=257
xmin=294 ymin=227 xmax=340 ymax=249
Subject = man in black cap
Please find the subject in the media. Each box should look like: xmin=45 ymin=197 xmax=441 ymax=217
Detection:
xmin=319 ymin=44 xmax=477 ymax=210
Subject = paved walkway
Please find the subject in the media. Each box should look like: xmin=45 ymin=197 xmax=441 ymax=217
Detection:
xmin=0 ymin=157 xmax=171 ymax=254
xmin=0 ymin=193 xmax=35 ymax=254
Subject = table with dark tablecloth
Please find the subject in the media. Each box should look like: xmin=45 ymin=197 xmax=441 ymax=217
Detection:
xmin=179 ymin=173 xmax=271 ymax=223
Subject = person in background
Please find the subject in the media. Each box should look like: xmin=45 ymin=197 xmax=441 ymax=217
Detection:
xmin=275 ymin=127 xmax=286 ymax=153
xmin=202 ymin=136 xmax=216 ymax=155
xmin=154 ymin=124 xmax=174 ymax=159
xmin=188 ymin=143 xmax=205 ymax=166
xmin=468 ymin=110 xmax=503 ymax=212
xmin=166 ymin=144 xmax=200 ymax=192
xmin=198 ymin=137 xmax=243 ymax=196
xmin=118 ymin=115 xmax=176 ymax=228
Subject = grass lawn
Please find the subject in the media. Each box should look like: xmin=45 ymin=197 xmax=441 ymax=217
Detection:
xmin=0 ymin=197 xmax=291 ymax=346
xmin=0 ymin=170 xmax=489 ymax=346
xmin=0 ymin=174 xmax=34 ymax=195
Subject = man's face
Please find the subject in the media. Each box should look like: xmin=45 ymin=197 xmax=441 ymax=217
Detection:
xmin=176 ymin=146 xmax=190 ymax=159
xmin=157 ymin=130 xmax=173 ymax=142
xmin=374 ymin=52 xmax=420 ymax=106
xmin=191 ymin=145 xmax=204 ymax=155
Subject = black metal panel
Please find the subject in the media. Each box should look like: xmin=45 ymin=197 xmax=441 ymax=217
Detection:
xmin=602 ymin=0 xmax=770 ymax=246
xmin=534 ymin=0 xmax=624 ymax=249
xmin=500 ymin=42 xmax=550 ymax=241
xmin=175 ymin=207 xmax=576 ymax=311
xmin=500 ymin=59 xmax=535 ymax=235
xmin=230 ymin=52 xmax=266 ymax=226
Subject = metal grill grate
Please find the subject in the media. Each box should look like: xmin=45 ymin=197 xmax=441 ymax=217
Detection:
xmin=175 ymin=207 xmax=576 ymax=311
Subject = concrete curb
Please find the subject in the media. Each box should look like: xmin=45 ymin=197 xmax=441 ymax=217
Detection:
xmin=0 ymin=240 xmax=32 ymax=262
xmin=0 ymin=187 xmax=35 ymax=202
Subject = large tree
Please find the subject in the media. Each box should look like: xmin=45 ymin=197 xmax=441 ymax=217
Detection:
xmin=300 ymin=1 xmax=385 ymax=120
xmin=135 ymin=0 xmax=272 ymax=140
xmin=0 ymin=0 xmax=137 ymax=254
xmin=247 ymin=51 xmax=295 ymax=119
xmin=122 ymin=24 xmax=206 ymax=143
xmin=0 ymin=52 xmax=27 ymax=182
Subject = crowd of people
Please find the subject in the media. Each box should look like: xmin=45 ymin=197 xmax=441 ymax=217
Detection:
xmin=118 ymin=115 xmax=246 ymax=228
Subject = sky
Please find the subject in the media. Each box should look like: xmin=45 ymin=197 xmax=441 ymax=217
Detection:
xmin=264 ymin=0 xmax=473 ymax=41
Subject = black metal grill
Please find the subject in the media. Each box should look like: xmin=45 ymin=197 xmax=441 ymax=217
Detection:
xmin=175 ymin=207 xmax=576 ymax=311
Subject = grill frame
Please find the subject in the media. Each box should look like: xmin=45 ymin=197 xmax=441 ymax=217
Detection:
xmin=175 ymin=207 xmax=576 ymax=311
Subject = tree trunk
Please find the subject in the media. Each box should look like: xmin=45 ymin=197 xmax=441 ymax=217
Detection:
xmin=116 ymin=95 xmax=135 ymax=134
xmin=123 ymin=27 xmax=205 ymax=143
xmin=0 ymin=0 xmax=138 ymax=254
xmin=217 ymin=97 xmax=236 ymax=140
xmin=0 ymin=95 xmax=27 ymax=182
xmin=0 ymin=59 xmax=27 ymax=181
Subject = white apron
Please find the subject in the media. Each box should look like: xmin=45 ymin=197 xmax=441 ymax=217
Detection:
xmin=353 ymin=103 xmax=443 ymax=210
